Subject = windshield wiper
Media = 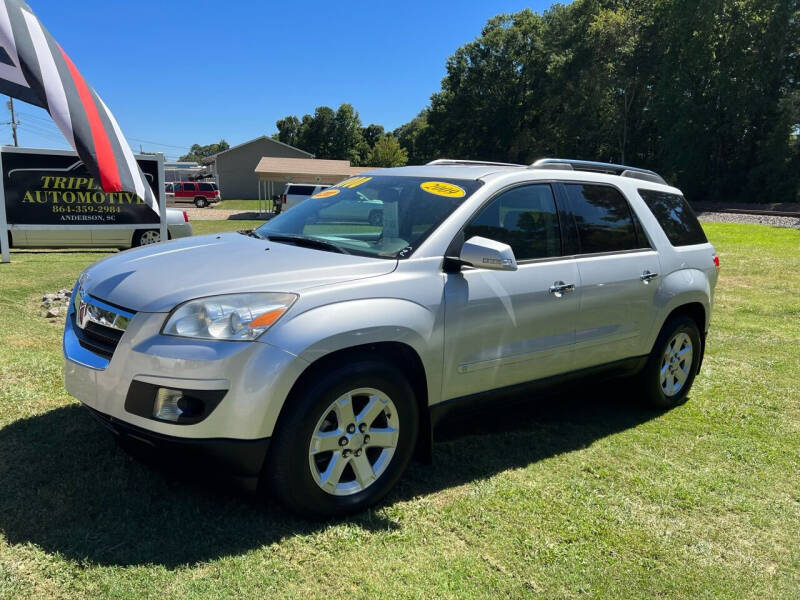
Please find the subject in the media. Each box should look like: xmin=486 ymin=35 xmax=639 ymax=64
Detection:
xmin=239 ymin=229 xmax=264 ymax=239
xmin=266 ymin=234 xmax=350 ymax=254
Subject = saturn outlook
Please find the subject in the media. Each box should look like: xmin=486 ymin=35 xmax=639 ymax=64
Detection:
xmin=63 ymin=158 xmax=718 ymax=518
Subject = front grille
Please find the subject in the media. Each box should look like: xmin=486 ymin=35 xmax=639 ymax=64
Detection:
xmin=70 ymin=292 xmax=134 ymax=362
xmin=74 ymin=317 xmax=123 ymax=359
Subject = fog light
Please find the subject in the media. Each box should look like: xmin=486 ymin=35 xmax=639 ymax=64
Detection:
xmin=153 ymin=388 xmax=184 ymax=422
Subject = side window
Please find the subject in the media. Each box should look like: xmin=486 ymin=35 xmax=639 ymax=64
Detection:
xmin=565 ymin=184 xmax=637 ymax=253
xmin=165 ymin=183 xmax=173 ymax=193
xmin=183 ymin=183 xmax=197 ymax=192
xmin=289 ymin=185 xmax=316 ymax=196
xmin=464 ymin=184 xmax=561 ymax=260
xmin=198 ymin=183 xmax=214 ymax=191
xmin=173 ymin=183 xmax=181 ymax=192
xmin=638 ymin=189 xmax=707 ymax=246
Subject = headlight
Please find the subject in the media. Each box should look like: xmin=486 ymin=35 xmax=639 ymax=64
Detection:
xmin=162 ymin=293 xmax=297 ymax=341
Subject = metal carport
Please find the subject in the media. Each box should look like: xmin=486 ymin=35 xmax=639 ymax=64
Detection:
xmin=254 ymin=157 xmax=374 ymax=214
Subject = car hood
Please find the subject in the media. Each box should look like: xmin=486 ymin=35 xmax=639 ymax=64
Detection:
xmin=82 ymin=232 xmax=397 ymax=312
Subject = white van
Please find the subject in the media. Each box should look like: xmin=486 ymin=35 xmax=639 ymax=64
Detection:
xmin=277 ymin=183 xmax=330 ymax=214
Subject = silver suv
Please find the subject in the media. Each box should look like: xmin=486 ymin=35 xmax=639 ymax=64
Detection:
xmin=63 ymin=158 xmax=719 ymax=518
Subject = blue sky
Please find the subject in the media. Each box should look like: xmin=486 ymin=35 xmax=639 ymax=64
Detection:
xmin=9 ymin=1 xmax=561 ymax=159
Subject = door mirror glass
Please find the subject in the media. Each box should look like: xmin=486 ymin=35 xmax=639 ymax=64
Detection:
xmin=459 ymin=236 xmax=518 ymax=271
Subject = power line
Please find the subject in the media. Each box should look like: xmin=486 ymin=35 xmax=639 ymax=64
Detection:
xmin=17 ymin=109 xmax=192 ymax=152
xmin=17 ymin=121 xmax=68 ymax=144
xmin=128 ymin=137 xmax=190 ymax=151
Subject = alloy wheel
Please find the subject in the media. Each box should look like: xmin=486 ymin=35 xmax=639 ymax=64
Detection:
xmin=660 ymin=332 xmax=693 ymax=397
xmin=139 ymin=230 xmax=160 ymax=245
xmin=308 ymin=387 xmax=399 ymax=496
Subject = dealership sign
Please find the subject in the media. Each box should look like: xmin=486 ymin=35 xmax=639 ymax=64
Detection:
xmin=0 ymin=146 xmax=166 ymax=263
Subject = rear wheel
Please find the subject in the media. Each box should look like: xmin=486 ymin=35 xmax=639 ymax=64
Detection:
xmin=194 ymin=197 xmax=208 ymax=208
xmin=265 ymin=358 xmax=418 ymax=518
xmin=133 ymin=229 xmax=160 ymax=246
xmin=640 ymin=315 xmax=702 ymax=408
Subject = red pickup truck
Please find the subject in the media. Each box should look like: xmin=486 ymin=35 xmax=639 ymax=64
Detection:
xmin=166 ymin=181 xmax=221 ymax=208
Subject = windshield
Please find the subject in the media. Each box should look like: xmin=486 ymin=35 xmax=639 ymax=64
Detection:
xmin=254 ymin=175 xmax=482 ymax=258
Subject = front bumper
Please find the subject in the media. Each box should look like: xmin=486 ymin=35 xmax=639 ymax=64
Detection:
xmin=63 ymin=290 xmax=309 ymax=442
xmin=85 ymin=405 xmax=269 ymax=489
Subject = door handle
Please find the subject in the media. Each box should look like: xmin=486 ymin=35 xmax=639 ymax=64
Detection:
xmin=640 ymin=270 xmax=659 ymax=282
xmin=549 ymin=281 xmax=575 ymax=296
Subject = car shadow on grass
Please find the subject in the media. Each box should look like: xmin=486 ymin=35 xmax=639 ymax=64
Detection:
xmin=0 ymin=382 xmax=664 ymax=568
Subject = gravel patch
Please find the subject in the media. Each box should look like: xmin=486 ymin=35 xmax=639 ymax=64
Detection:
xmin=697 ymin=211 xmax=800 ymax=229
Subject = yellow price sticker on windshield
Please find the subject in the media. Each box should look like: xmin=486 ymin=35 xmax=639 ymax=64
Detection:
xmin=313 ymin=188 xmax=340 ymax=199
xmin=420 ymin=181 xmax=466 ymax=198
xmin=337 ymin=176 xmax=372 ymax=189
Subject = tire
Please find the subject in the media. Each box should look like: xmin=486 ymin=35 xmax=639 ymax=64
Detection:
xmin=265 ymin=358 xmax=418 ymax=519
xmin=133 ymin=229 xmax=160 ymax=247
xmin=639 ymin=314 xmax=702 ymax=408
xmin=368 ymin=210 xmax=383 ymax=226
xmin=194 ymin=197 xmax=208 ymax=208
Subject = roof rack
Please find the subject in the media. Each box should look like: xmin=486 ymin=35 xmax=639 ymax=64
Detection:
xmin=427 ymin=158 xmax=526 ymax=168
xmin=529 ymin=158 xmax=667 ymax=185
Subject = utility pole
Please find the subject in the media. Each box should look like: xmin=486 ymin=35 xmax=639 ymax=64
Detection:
xmin=6 ymin=97 xmax=18 ymax=146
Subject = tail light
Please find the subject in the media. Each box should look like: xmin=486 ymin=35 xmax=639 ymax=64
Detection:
xmin=713 ymin=255 xmax=720 ymax=271
xmin=281 ymin=194 xmax=287 ymax=204
xmin=182 ymin=211 xmax=189 ymax=223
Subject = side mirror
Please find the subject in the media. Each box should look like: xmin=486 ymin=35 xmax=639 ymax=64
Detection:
xmin=459 ymin=236 xmax=518 ymax=271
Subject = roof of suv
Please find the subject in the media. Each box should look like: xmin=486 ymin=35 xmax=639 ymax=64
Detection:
xmin=364 ymin=159 xmax=675 ymax=190
xmin=366 ymin=165 xmax=519 ymax=180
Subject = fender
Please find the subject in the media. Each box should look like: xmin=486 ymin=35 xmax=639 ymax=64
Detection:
xmin=257 ymin=297 xmax=444 ymax=431
xmin=647 ymin=267 xmax=711 ymax=349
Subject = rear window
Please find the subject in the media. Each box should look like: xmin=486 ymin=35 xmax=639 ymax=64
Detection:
xmin=287 ymin=185 xmax=316 ymax=196
xmin=638 ymin=189 xmax=707 ymax=246
xmin=198 ymin=183 xmax=215 ymax=191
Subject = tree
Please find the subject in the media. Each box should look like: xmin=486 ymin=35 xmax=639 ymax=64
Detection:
xmin=274 ymin=116 xmax=301 ymax=147
xmin=395 ymin=0 xmax=800 ymax=203
xmin=393 ymin=110 xmax=435 ymax=164
xmin=331 ymin=103 xmax=364 ymax=163
xmin=179 ymin=140 xmax=229 ymax=162
xmin=362 ymin=124 xmax=385 ymax=148
xmin=366 ymin=135 xmax=408 ymax=167
xmin=273 ymin=104 xmax=368 ymax=161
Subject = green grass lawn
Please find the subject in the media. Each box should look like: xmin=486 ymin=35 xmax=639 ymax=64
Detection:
xmin=211 ymin=199 xmax=267 ymax=211
xmin=0 ymin=221 xmax=798 ymax=599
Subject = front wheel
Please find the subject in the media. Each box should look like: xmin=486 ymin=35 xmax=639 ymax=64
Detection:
xmin=265 ymin=358 xmax=418 ymax=518
xmin=639 ymin=315 xmax=702 ymax=408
